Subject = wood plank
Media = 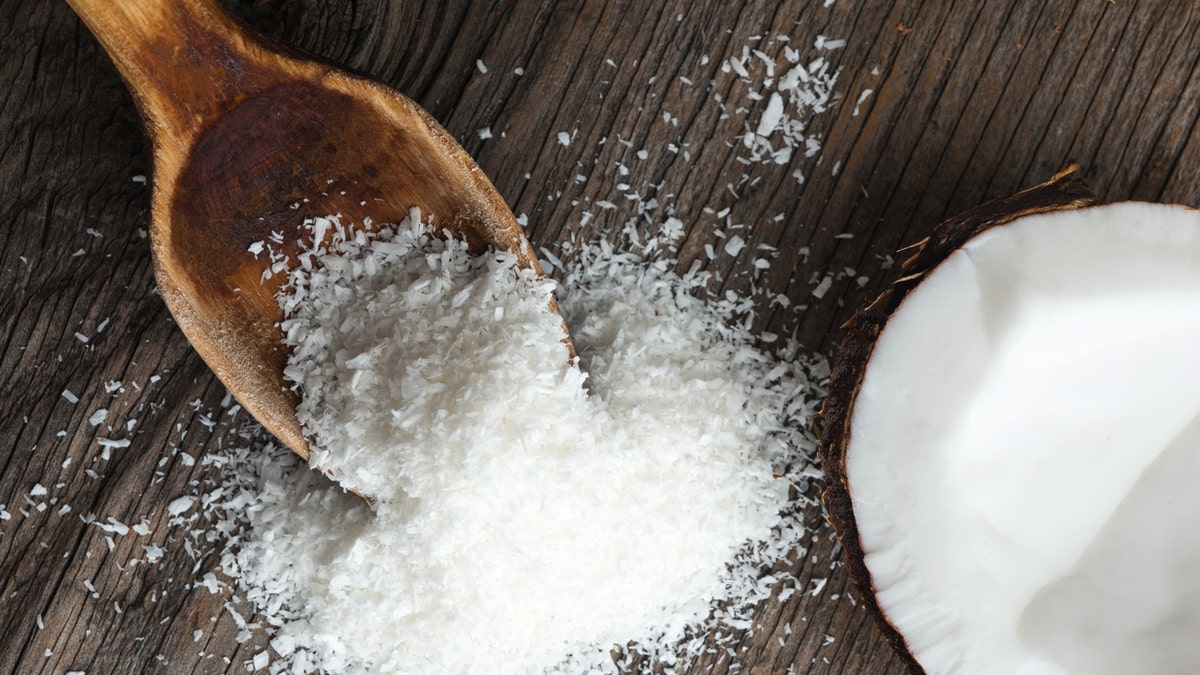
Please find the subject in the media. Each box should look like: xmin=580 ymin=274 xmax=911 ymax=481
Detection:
xmin=3 ymin=0 xmax=1199 ymax=673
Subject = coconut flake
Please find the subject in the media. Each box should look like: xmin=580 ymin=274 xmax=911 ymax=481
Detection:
xmin=167 ymin=496 xmax=196 ymax=516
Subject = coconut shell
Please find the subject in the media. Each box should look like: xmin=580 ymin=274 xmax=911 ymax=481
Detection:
xmin=817 ymin=168 xmax=1101 ymax=674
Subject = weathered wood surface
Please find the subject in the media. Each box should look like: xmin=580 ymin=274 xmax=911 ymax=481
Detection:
xmin=2 ymin=1 xmax=1199 ymax=673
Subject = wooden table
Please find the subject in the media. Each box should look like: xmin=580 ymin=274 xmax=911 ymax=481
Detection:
xmin=2 ymin=1 xmax=1197 ymax=673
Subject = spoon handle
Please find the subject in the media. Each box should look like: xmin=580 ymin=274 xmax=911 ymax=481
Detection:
xmin=65 ymin=0 xmax=271 ymax=151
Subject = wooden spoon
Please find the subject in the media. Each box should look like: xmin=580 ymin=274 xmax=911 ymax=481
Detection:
xmin=67 ymin=0 xmax=560 ymax=461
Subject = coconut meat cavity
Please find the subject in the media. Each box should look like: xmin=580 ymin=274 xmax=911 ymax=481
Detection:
xmin=845 ymin=202 xmax=1200 ymax=675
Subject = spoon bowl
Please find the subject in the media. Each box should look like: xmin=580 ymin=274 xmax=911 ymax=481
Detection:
xmin=67 ymin=0 xmax=555 ymax=460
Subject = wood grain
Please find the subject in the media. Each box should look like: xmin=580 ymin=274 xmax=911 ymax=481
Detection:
xmin=2 ymin=1 xmax=1199 ymax=673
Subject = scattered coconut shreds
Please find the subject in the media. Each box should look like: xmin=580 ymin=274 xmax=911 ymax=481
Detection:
xmin=209 ymin=211 xmax=825 ymax=674
xmin=726 ymin=34 xmax=841 ymax=172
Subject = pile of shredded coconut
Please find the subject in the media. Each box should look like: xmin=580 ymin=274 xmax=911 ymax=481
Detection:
xmin=217 ymin=210 xmax=825 ymax=674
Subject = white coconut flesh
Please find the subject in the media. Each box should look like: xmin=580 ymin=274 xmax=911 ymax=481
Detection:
xmin=846 ymin=202 xmax=1200 ymax=675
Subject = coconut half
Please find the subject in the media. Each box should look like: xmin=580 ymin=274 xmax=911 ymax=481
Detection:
xmin=820 ymin=171 xmax=1200 ymax=675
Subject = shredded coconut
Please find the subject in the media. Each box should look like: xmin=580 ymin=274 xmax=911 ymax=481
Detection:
xmin=727 ymin=35 xmax=840 ymax=172
xmin=166 ymin=496 xmax=197 ymax=516
xmin=216 ymin=211 xmax=825 ymax=674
